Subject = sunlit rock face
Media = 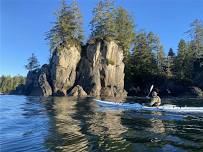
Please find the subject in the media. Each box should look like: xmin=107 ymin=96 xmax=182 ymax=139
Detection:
xmin=77 ymin=40 xmax=127 ymax=97
xmin=68 ymin=85 xmax=87 ymax=97
xmin=11 ymin=40 xmax=127 ymax=97
xmin=50 ymin=45 xmax=81 ymax=96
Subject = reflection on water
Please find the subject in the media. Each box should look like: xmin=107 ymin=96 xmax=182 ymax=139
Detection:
xmin=44 ymin=97 xmax=89 ymax=152
xmin=148 ymin=112 xmax=166 ymax=134
xmin=0 ymin=95 xmax=203 ymax=152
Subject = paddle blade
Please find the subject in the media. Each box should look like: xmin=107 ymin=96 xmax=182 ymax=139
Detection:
xmin=150 ymin=85 xmax=154 ymax=92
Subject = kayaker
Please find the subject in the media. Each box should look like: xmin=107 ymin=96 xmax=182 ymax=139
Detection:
xmin=150 ymin=91 xmax=161 ymax=107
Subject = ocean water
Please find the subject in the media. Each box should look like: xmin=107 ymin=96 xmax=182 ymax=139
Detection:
xmin=0 ymin=95 xmax=203 ymax=152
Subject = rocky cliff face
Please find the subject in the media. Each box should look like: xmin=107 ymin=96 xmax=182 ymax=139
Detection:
xmin=50 ymin=45 xmax=81 ymax=95
xmin=77 ymin=40 xmax=127 ymax=97
xmin=12 ymin=40 xmax=127 ymax=97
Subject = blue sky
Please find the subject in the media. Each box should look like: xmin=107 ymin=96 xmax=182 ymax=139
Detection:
xmin=0 ymin=0 xmax=203 ymax=76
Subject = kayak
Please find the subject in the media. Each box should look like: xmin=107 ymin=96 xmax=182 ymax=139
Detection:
xmin=95 ymin=99 xmax=203 ymax=113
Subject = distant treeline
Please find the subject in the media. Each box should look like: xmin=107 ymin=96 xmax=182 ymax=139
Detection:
xmin=0 ymin=75 xmax=26 ymax=93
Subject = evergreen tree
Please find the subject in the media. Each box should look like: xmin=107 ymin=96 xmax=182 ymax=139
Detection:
xmin=114 ymin=7 xmax=135 ymax=63
xmin=90 ymin=1 xmax=136 ymax=64
xmin=46 ymin=0 xmax=83 ymax=52
xmin=147 ymin=32 xmax=164 ymax=74
xmin=25 ymin=53 xmax=40 ymax=71
xmin=185 ymin=19 xmax=203 ymax=80
xmin=165 ymin=48 xmax=175 ymax=77
xmin=176 ymin=39 xmax=187 ymax=79
xmin=168 ymin=48 xmax=175 ymax=57
xmin=186 ymin=19 xmax=203 ymax=59
xmin=147 ymin=32 xmax=160 ymax=54
xmin=90 ymin=0 xmax=116 ymax=40
xmin=132 ymin=32 xmax=154 ymax=74
xmin=70 ymin=0 xmax=83 ymax=41
xmin=157 ymin=45 xmax=165 ymax=74
xmin=184 ymin=43 xmax=194 ymax=79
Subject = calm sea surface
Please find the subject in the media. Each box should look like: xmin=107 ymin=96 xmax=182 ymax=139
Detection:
xmin=0 ymin=95 xmax=203 ymax=152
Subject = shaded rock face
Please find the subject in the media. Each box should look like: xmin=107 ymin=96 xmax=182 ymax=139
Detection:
xmin=10 ymin=84 xmax=25 ymax=95
xmin=25 ymin=64 xmax=52 ymax=96
xmin=68 ymin=85 xmax=87 ymax=97
xmin=50 ymin=45 xmax=81 ymax=95
xmin=15 ymin=64 xmax=53 ymax=96
xmin=77 ymin=40 xmax=127 ymax=97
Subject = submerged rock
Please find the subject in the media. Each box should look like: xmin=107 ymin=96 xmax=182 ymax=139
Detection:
xmin=68 ymin=85 xmax=87 ymax=97
xmin=77 ymin=39 xmax=127 ymax=97
xmin=50 ymin=45 xmax=81 ymax=95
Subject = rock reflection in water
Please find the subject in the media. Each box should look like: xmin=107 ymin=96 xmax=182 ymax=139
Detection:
xmin=88 ymin=110 xmax=133 ymax=151
xmin=43 ymin=97 xmax=133 ymax=151
xmin=44 ymin=97 xmax=89 ymax=152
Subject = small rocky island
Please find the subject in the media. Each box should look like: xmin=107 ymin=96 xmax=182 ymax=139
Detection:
xmin=13 ymin=39 xmax=127 ymax=97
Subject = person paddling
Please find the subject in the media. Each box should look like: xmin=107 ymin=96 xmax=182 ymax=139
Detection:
xmin=150 ymin=91 xmax=161 ymax=107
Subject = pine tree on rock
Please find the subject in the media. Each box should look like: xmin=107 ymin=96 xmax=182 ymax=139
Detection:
xmin=90 ymin=1 xmax=136 ymax=64
xmin=90 ymin=0 xmax=115 ymax=39
xmin=71 ymin=0 xmax=83 ymax=42
xmin=90 ymin=0 xmax=116 ymax=40
xmin=46 ymin=0 xmax=83 ymax=52
xmin=25 ymin=53 xmax=40 ymax=71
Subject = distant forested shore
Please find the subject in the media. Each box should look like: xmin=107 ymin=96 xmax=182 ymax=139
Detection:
xmin=0 ymin=75 xmax=25 ymax=94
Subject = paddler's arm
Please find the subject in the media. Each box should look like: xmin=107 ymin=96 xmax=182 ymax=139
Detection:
xmin=149 ymin=98 xmax=156 ymax=106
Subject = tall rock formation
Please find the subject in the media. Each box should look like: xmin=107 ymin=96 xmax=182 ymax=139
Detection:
xmin=50 ymin=45 xmax=81 ymax=95
xmin=77 ymin=39 xmax=127 ymax=97
xmin=11 ymin=40 xmax=127 ymax=97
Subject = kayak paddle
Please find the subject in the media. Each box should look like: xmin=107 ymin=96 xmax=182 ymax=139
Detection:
xmin=146 ymin=85 xmax=154 ymax=98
